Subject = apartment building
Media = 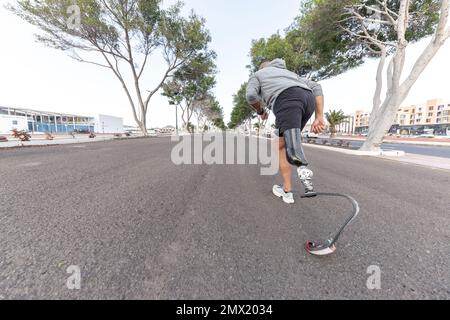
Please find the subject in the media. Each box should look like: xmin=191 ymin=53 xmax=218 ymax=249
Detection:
xmin=393 ymin=99 xmax=450 ymax=135
xmin=353 ymin=99 xmax=450 ymax=136
xmin=354 ymin=110 xmax=371 ymax=134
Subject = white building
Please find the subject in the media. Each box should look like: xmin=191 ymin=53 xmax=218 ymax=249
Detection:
xmin=0 ymin=114 xmax=29 ymax=134
xmin=94 ymin=114 xmax=124 ymax=134
xmin=0 ymin=106 xmax=124 ymax=134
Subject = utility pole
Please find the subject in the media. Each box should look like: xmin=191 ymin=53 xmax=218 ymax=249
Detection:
xmin=175 ymin=104 xmax=179 ymax=136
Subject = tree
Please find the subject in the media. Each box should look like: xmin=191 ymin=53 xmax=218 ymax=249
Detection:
xmin=162 ymin=51 xmax=217 ymax=131
xmin=193 ymin=95 xmax=226 ymax=131
xmin=10 ymin=0 xmax=213 ymax=135
xmin=228 ymin=83 xmax=255 ymax=130
xmin=326 ymin=110 xmax=348 ymax=137
xmin=248 ymin=7 xmax=364 ymax=80
xmin=301 ymin=0 xmax=450 ymax=151
xmin=253 ymin=122 xmax=263 ymax=136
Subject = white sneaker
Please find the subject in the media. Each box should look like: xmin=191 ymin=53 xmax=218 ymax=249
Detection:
xmin=272 ymin=185 xmax=295 ymax=204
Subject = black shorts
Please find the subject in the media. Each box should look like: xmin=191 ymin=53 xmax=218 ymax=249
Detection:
xmin=273 ymin=86 xmax=316 ymax=136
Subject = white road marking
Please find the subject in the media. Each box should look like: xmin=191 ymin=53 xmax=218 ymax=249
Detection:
xmin=18 ymin=162 xmax=42 ymax=167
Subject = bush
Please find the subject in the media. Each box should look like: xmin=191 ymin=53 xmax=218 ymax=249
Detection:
xmin=11 ymin=129 xmax=31 ymax=142
xmin=89 ymin=133 xmax=96 ymax=139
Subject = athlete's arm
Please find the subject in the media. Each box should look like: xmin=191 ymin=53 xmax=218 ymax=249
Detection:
xmin=248 ymin=101 xmax=268 ymax=120
xmin=312 ymin=96 xmax=326 ymax=134
xmin=246 ymin=75 xmax=268 ymax=120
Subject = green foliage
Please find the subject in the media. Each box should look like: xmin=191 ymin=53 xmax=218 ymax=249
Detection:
xmin=250 ymin=34 xmax=300 ymax=74
xmin=159 ymin=8 xmax=213 ymax=64
xmin=325 ymin=109 xmax=348 ymax=134
xmin=162 ymin=52 xmax=217 ymax=107
xmin=228 ymin=83 xmax=255 ymax=129
xmin=248 ymin=2 xmax=363 ymax=80
xmin=300 ymin=0 xmax=441 ymax=63
xmin=247 ymin=0 xmax=441 ymax=80
xmin=199 ymin=95 xmax=226 ymax=130
xmin=10 ymin=0 xmax=215 ymax=133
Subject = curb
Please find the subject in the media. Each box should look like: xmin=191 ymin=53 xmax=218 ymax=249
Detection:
xmin=251 ymin=134 xmax=406 ymax=157
xmin=0 ymin=137 xmax=114 ymax=149
xmin=303 ymin=143 xmax=406 ymax=157
xmin=322 ymin=136 xmax=450 ymax=147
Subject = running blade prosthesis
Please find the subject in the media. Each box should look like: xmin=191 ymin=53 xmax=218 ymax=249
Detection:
xmin=302 ymin=193 xmax=360 ymax=257
xmin=305 ymin=240 xmax=337 ymax=256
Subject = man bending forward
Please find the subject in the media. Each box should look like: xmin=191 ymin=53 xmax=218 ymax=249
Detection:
xmin=246 ymin=58 xmax=326 ymax=204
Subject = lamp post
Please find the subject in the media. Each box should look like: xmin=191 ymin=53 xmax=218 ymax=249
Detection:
xmin=175 ymin=104 xmax=179 ymax=136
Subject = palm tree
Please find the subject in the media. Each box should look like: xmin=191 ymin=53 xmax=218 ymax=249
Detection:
xmin=326 ymin=110 xmax=348 ymax=138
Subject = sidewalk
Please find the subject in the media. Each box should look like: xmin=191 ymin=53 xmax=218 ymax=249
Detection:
xmin=304 ymin=143 xmax=450 ymax=172
xmin=381 ymin=153 xmax=450 ymax=171
xmin=328 ymin=135 xmax=450 ymax=147
xmin=0 ymin=136 xmax=115 ymax=148
xmin=0 ymin=133 xmax=126 ymax=149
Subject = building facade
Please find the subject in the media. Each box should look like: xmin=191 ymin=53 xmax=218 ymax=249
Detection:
xmin=353 ymin=99 xmax=450 ymax=136
xmin=0 ymin=106 xmax=123 ymax=134
xmin=94 ymin=114 xmax=124 ymax=134
xmin=354 ymin=110 xmax=370 ymax=134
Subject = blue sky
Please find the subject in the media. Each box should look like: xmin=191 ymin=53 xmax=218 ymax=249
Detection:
xmin=0 ymin=0 xmax=449 ymax=127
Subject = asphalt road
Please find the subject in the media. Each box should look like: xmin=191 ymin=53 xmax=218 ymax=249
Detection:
xmin=0 ymin=137 xmax=449 ymax=299
xmin=316 ymin=138 xmax=450 ymax=158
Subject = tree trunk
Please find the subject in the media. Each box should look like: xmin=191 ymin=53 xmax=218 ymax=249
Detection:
xmin=330 ymin=127 xmax=336 ymax=138
xmin=359 ymin=0 xmax=450 ymax=151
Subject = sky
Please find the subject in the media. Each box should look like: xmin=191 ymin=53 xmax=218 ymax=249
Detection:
xmin=0 ymin=0 xmax=449 ymax=128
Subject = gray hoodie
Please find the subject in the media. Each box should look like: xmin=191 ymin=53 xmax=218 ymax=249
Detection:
xmin=246 ymin=59 xmax=323 ymax=110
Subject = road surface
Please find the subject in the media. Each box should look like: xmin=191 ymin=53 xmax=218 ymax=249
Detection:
xmin=0 ymin=137 xmax=449 ymax=299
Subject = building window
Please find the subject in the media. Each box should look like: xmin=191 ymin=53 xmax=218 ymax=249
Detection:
xmin=426 ymin=119 xmax=431 ymax=123
xmin=12 ymin=120 xmax=18 ymax=125
xmin=428 ymin=112 xmax=434 ymax=117
xmin=429 ymin=106 xmax=434 ymax=111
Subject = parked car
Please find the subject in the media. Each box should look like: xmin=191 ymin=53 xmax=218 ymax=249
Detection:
xmin=419 ymin=134 xmax=435 ymax=138
xmin=302 ymin=130 xmax=319 ymax=139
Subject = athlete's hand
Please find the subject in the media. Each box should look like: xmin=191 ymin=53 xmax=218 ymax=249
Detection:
xmin=311 ymin=116 xmax=326 ymax=134
xmin=260 ymin=111 xmax=269 ymax=121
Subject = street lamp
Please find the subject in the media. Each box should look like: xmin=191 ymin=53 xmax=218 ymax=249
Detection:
xmin=169 ymin=100 xmax=179 ymax=136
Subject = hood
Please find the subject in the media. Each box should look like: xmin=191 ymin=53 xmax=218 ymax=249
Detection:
xmin=269 ymin=58 xmax=287 ymax=69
